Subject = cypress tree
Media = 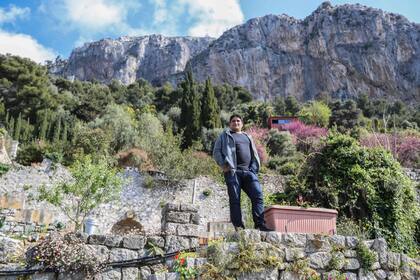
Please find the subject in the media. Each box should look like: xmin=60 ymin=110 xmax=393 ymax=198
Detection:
xmin=179 ymin=70 xmax=201 ymax=148
xmin=61 ymin=120 xmax=68 ymax=144
xmin=22 ymin=118 xmax=32 ymax=142
xmin=201 ymin=78 xmax=221 ymax=129
xmin=8 ymin=116 xmax=15 ymax=138
xmin=14 ymin=113 xmax=22 ymax=141
xmin=53 ymin=115 xmax=62 ymax=144
xmin=38 ymin=110 xmax=49 ymax=141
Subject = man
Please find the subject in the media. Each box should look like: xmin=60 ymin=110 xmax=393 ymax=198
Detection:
xmin=213 ymin=114 xmax=272 ymax=231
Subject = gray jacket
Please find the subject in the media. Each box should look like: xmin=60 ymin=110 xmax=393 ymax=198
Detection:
xmin=213 ymin=129 xmax=261 ymax=173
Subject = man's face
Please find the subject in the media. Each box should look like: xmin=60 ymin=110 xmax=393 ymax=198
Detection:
xmin=229 ymin=117 xmax=243 ymax=132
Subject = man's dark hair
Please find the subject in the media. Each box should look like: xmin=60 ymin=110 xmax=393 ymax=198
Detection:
xmin=229 ymin=114 xmax=243 ymax=122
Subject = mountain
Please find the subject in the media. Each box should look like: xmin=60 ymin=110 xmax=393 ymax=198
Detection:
xmin=51 ymin=2 xmax=420 ymax=101
xmin=52 ymin=35 xmax=214 ymax=85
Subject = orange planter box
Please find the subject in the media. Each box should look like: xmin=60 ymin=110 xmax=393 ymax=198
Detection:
xmin=264 ymin=205 xmax=338 ymax=235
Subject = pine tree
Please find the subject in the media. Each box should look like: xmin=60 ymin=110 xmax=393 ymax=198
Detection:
xmin=179 ymin=71 xmax=201 ymax=148
xmin=201 ymin=78 xmax=221 ymax=129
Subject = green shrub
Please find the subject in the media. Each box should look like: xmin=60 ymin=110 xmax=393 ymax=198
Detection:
xmin=0 ymin=163 xmax=10 ymax=176
xmin=355 ymin=241 xmax=377 ymax=270
xmin=201 ymin=127 xmax=223 ymax=154
xmin=278 ymin=161 xmax=298 ymax=175
xmin=266 ymin=129 xmax=296 ymax=157
xmin=16 ymin=141 xmax=45 ymax=165
xmin=295 ymin=132 xmax=419 ymax=255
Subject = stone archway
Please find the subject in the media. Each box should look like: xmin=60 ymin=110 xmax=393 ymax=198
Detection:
xmin=110 ymin=210 xmax=144 ymax=235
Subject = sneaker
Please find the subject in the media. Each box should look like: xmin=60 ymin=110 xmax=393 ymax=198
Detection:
xmin=256 ymin=225 xmax=274 ymax=232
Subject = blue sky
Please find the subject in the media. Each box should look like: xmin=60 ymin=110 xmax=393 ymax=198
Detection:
xmin=0 ymin=0 xmax=418 ymax=63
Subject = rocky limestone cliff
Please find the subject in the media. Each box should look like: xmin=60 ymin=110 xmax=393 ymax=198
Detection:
xmin=54 ymin=35 xmax=214 ymax=85
xmin=187 ymin=2 xmax=420 ymax=101
xmin=53 ymin=2 xmax=420 ymax=101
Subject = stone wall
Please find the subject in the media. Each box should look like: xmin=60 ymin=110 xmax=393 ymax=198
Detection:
xmin=1 ymin=231 xmax=419 ymax=279
xmin=0 ymin=163 xmax=285 ymax=237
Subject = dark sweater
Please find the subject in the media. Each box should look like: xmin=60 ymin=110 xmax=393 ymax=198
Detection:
xmin=231 ymin=131 xmax=251 ymax=170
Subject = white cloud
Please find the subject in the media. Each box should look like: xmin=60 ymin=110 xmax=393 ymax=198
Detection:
xmin=0 ymin=5 xmax=30 ymax=24
xmin=179 ymin=0 xmax=244 ymax=37
xmin=0 ymin=30 xmax=56 ymax=63
xmin=64 ymin=0 xmax=125 ymax=30
xmin=43 ymin=0 xmax=141 ymax=34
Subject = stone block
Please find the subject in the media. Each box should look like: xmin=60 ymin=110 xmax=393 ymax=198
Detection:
xmin=363 ymin=239 xmax=374 ymax=249
xmin=282 ymin=233 xmax=307 ymax=247
xmin=346 ymin=236 xmax=358 ymax=249
xmin=329 ymin=235 xmax=346 ymax=248
xmin=371 ymin=238 xmax=387 ymax=266
xmin=387 ymin=252 xmax=401 ymax=270
xmin=189 ymin=237 xmax=199 ymax=248
xmin=139 ymin=267 xmax=151 ymax=279
xmin=190 ymin=213 xmax=200 ymax=224
xmin=387 ymin=272 xmax=402 ymax=280
xmin=308 ymin=251 xmax=331 ymax=269
xmin=238 ymin=229 xmax=261 ymax=243
xmin=305 ymin=235 xmax=331 ymax=253
xmin=164 ymin=235 xmax=190 ymax=253
xmin=344 ymin=258 xmax=360 ymax=270
xmin=358 ymin=269 xmax=376 ymax=280
xmin=279 ymin=271 xmax=302 ymax=280
xmin=165 ymin=272 xmax=179 ymax=280
xmin=147 ymin=236 xmax=165 ymax=248
xmin=162 ymin=223 xmax=177 ymax=235
xmin=236 ymin=268 xmax=279 ymax=280
xmin=163 ymin=203 xmax=179 ymax=213
xmin=344 ymin=272 xmax=357 ymax=280
xmin=86 ymin=245 xmax=109 ymax=263
xmin=0 ymin=235 xmax=24 ymax=263
xmin=105 ymin=235 xmax=123 ymax=247
xmin=343 ymin=249 xmax=357 ymax=258
xmin=147 ymin=273 xmax=165 ymax=280
xmin=264 ymin=231 xmax=283 ymax=246
xmin=180 ymin=204 xmax=198 ymax=213
xmin=122 ymin=267 xmax=139 ymax=280
xmin=109 ymin=248 xmax=138 ymax=262
xmin=373 ymin=269 xmax=387 ymax=280
xmin=176 ymin=224 xmax=200 ymax=237
xmin=122 ymin=235 xmax=146 ymax=250
xmin=94 ymin=268 xmax=121 ymax=280
xmin=89 ymin=234 xmax=107 ymax=245
xmin=165 ymin=212 xmax=190 ymax=224
xmin=285 ymin=248 xmax=305 ymax=262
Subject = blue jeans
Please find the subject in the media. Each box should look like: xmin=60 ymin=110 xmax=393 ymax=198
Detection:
xmin=224 ymin=169 xmax=265 ymax=228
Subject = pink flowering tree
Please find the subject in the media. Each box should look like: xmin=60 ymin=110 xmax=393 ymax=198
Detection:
xmin=360 ymin=132 xmax=420 ymax=168
xmin=245 ymin=126 xmax=269 ymax=163
xmin=279 ymin=120 xmax=328 ymax=153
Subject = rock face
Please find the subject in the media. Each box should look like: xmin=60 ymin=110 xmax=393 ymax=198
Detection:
xmin=53 ymin=2 xmax=420 ymax=101
xmin=188 ymin=2 xmax=420 ymax=101
xmin=54 ymin=35 xmax=214 ymax=85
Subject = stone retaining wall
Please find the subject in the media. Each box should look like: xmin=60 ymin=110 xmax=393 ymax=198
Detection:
xmin=1 ymin=203 xmax=419 ymax=280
